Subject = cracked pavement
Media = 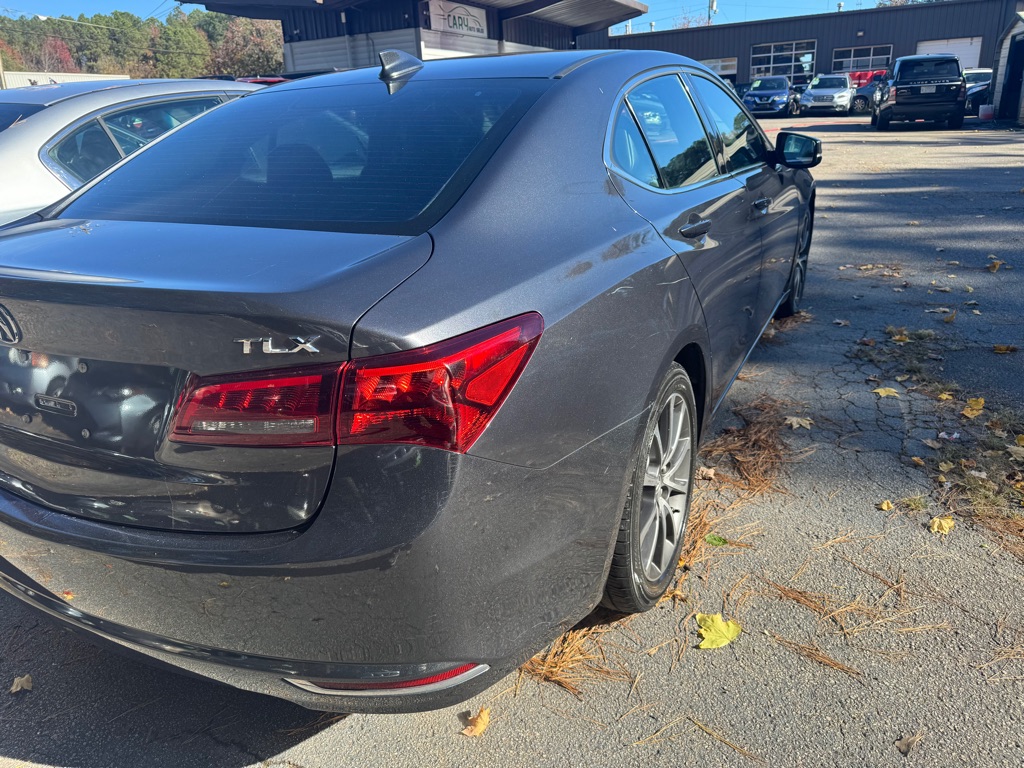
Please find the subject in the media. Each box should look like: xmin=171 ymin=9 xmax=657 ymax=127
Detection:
xmin=1 ymin=116 xmax=1023 ymax=767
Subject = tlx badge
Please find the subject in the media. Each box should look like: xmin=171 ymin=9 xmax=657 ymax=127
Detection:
xmin=234 ymin=335 xmax=321 ymax=355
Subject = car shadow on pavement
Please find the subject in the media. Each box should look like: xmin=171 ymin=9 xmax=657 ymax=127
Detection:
xmin=0 ymin=595 xmax=337 ymax=768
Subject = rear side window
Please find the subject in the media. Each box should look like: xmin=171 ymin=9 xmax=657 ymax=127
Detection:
xmin=48 ymin=120 xmax=122 ymax=183
xmin=688 ymin=76 xmax=769 ymax=172
xmin=103 ymin=97 xmax=223 ymax=154
xmin=898 ymin=59 xmax=961 ymax=80
xmin=59 ymin=81 xmax=546 ymax=235
xmin=610 ymin=104 xmax=661 ymax=188
xmin=0 ymin=103 xmax=45 ymax=132
xmin=624 ymin=75 xmax=717 ymax=189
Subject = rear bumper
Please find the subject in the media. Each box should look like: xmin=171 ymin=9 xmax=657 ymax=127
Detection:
xmin=883 ymin=101 xmax=964 ymax=122
xmin=0 ymin=417 xmax=640 ymax=713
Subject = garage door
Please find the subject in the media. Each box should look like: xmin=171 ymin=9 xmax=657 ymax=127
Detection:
xmin=916 ymin=37 xmax=982 ymax=68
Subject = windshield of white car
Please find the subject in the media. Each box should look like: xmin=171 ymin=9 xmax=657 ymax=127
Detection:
xmin=965 ymin=72 xmax=991 ymax=84
xmin=0 ymin=104 xmax=45 ymax=132
xmin=810 ymin=77 xmax=846 ymax=89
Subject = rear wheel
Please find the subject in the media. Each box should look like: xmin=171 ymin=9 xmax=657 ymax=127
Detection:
xmin=603 ymin=364 xmax=696 ymax=614
xmin=948 ymin=111 xmax=964 ymax=129
xmin=876 ymin=110 xmax=891 ymax=131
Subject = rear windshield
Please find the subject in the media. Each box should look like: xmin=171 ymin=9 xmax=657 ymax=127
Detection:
xmin=0 ymin=103 xmax=45 ymax=132
xmin=58 ymin=79 xmax=546 ymax=235
xmin=750 ymin=78 xmax=788 ymax=91
xmin=898 ymin=59 xmax=960 ymax=80
xmin=810 ymin=77 xmax=847 ymax=89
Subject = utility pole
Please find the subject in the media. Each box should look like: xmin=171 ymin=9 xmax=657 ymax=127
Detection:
xmin=707 ymin=0 xmax=718 ymax=26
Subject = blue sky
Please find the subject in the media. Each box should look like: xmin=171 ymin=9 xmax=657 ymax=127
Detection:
xmin=0 ymin=0 xmax=866 ymax=32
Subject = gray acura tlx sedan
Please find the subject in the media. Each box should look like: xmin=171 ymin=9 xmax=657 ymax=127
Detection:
xmin=0 ymin=49 xmax=819 ymax=713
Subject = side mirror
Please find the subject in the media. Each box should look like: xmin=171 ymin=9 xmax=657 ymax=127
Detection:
xmin=775 ymin=131 xmax=822 ymax=169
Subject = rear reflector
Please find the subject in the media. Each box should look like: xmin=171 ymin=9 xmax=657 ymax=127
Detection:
xmin=169 ymin=313 xmax=542 ymax=452
xmin=285 ymin=662 xmax=489 ymax=697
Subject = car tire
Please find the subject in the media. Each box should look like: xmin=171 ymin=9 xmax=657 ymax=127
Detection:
xmin=870 ymin=109 xmax=878 ymax=126
xmin=852 ymin=96 xmax=870 ymax=114
xmin=775 ymin=210 xmax=812 ymax=319
xmin=876 ymin=111 xmax=891 ymax=131
xmin=948 ymin=112 xmax=964 ymax=130
xmin=603 ymin=363 xmax=697 ymax=614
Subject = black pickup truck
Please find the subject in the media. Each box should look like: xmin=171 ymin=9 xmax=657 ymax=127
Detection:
xmin=872 ymin=54 xmax=967 ymax=130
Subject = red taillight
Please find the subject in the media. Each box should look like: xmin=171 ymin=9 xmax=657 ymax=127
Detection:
xmin=299 ymin=663 xmax=482 ymax=692
xmin=170 ymin=365 xmax=342 ymax=447
xmin=169 ymin=313 xmax=543 ymax=452
xmin=337 ymin=312 xmax=544 ymax=452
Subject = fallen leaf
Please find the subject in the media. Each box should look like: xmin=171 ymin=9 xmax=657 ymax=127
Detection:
xmin=895 ymin=730 xmax=926 ymax=756
xmin=964 ymin=300 xmax=979 ymax=306
xmin=890 ymin=334 xmax=910 ymax=343
xmin=833 ymin=319 xmax=850 ymax=326
xmin=922 ymin=439 xmax=942 ymax=450
xmin=965 ymin=285 xmax=974 ymax=293
xmin=907 ymin=221 xmax=920 ymax=226
xmin=972 ymin=310 xmax=982 ymax=315
xmin=962 ymin=407 xmax=984 ymax=419
xmin=943 ymin=309 xmax=957 ymax=324
xmin=877 ymin=500 xmax=894 ymax=511
xmin=937 ymin=392 xmax=954 ymax=401
xmin=911 ymin=456 xmax=925 ymax=467
xmin=895 ymin=375 xmax=910 ymax=382
xmin=1007 ymin=446 xmax=1024 ymax=462
xmin=857 ymin=338 xmax=876 ymax=347
xmin=461 ymin=707 xmax=490 ymax=737
xmin=938 ymin=461 xmax=954 ymax=472
xmin=987 ymin=261 xmax=1003 ymax=272
xmin=873 ymin=388 xmax=900 ymax=398
xmin=994 ymin=345 xmax=1018 ymax=354
xmin=696 ymin=613 xmax=742 ymax=649
xmin=936 ymin=287 xmax=952 ymax=294
xmin=929 ymin=516 xmax=955 ymax=535
xmin=968 ymin=470 xmax=988 ymax=479
xmin=705 ymin=534 xmax=729 ymax=546
xmin=60 ymin=590 xmax=75 ymax=601
xmin=784 ymin=416 xmax=814 ymax=430
xmin=1017 ymin=435 xmax=1024 ymax=447
xmin=967 ymin=397 xmax=984 ymax=409
xmin=10 ymin=674 xmax=32 ymax=694
xmin=697 ymin=467 xmax=716 ymax=481
xmin=924 ymin=308 xmax=950 ymax=314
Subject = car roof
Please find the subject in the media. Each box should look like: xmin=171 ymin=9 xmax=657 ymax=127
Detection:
xmin=262 ymin=50 xmax=707 ymax=96
xmin=895 ymin=54 xmax=960 ymax=62
xmin=0 ymin=79 xmax=258 ymax=107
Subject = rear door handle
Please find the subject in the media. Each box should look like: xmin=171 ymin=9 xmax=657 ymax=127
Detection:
xmin=679 ymin=219 xmax=712 ymax=238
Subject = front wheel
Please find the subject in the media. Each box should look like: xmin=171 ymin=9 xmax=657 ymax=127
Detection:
xmin=870 ymin=108 xmax=878 ymax=126
xmin=603 ymin=364 xmax=697 ymax=614
xmin=776 ymin=210 xmax=812 ymax=318
xmin=852 ymin=96 xmax=870 ymax=114
xmin=876 ymin=110 xmax=891 ymax=131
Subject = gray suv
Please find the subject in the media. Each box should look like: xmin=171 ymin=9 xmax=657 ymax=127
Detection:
xmin=872 ymin=54 xmax=966 ymax=130
xmin=798 ymin=74 xmax=855 ymax=115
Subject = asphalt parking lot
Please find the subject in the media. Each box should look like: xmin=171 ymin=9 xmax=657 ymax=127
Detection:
xmin=1 ymin=114 xmax=1023 ymax=768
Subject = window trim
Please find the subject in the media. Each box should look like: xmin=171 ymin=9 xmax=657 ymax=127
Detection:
xmin=603 ymin=68 xmax=729 ymax=197
xmin=750 ymin=39 xmax=817 ymax=83
xmin=39 ymin=92 xmax=231 ymax=190
xmin=831 ymin=44 xmax=892 ymax=74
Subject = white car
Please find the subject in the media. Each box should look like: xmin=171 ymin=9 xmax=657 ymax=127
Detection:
xmin=798 ymin=73 xmax=855 ymax=116
xmin=0 ymin=79 xmax=260 ymax=226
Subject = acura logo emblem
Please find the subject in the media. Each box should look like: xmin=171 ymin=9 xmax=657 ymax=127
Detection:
xmin=0 ymin=304 xmax=21 ymax=345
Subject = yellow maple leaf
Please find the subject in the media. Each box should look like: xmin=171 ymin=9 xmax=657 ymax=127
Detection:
xmin=929 ymin=516 xmax=955 ymax=535
xmin=873 ymin=388 xmax=900 ymax=398
xmin=10 ymin=674 xmax=32 ymax=694
xmin=937 ymin=392 xmax=954 ymax=401
xmin=994 ymin=345 xmax=1018 ymax=354
xmin=891 ymin=334 xmax=910 ymax=343
xmin=966 ymin=397 xmax=985 ymax=409
xmin=877 ymin=500 xmax=894 ymax=511
xmin=938 ymin=461 xmax=954 ymax=472
xmin=784 ymin=416 xmax=814 ymax=430
xmin=962 ymin=407 xmax=984 ymax=419
xmin=1017 ymin=435 xmax=1024 ymax=447
xmin=696 ymin=613 xmax=741 ymax=649
xmin=987 ymin=260 xmax=1003 ymax=273
xmin=461 ymin=707 xmax=491 ymax=737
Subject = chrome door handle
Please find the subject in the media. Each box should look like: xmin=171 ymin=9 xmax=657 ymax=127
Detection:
xmin=679 ymin=219 xmax=712 ymax=238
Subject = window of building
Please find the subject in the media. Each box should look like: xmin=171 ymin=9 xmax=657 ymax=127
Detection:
xmin=750 ymin=40 xmax=816 ymax=84
xmin=832 ymin=45 xmax=893 ymax=73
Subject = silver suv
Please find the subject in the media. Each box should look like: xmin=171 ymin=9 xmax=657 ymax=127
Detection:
xmin=799 ymin=73 xmax=855 ymax=115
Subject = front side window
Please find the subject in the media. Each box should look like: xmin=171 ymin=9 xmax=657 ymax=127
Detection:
xmin=58 ymin=80 xmax=545 ymax=235
xmin=624 ymin=75 xmax=717 ymax=189
xmin=689 ymin=76 xmax=769 ymax=172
